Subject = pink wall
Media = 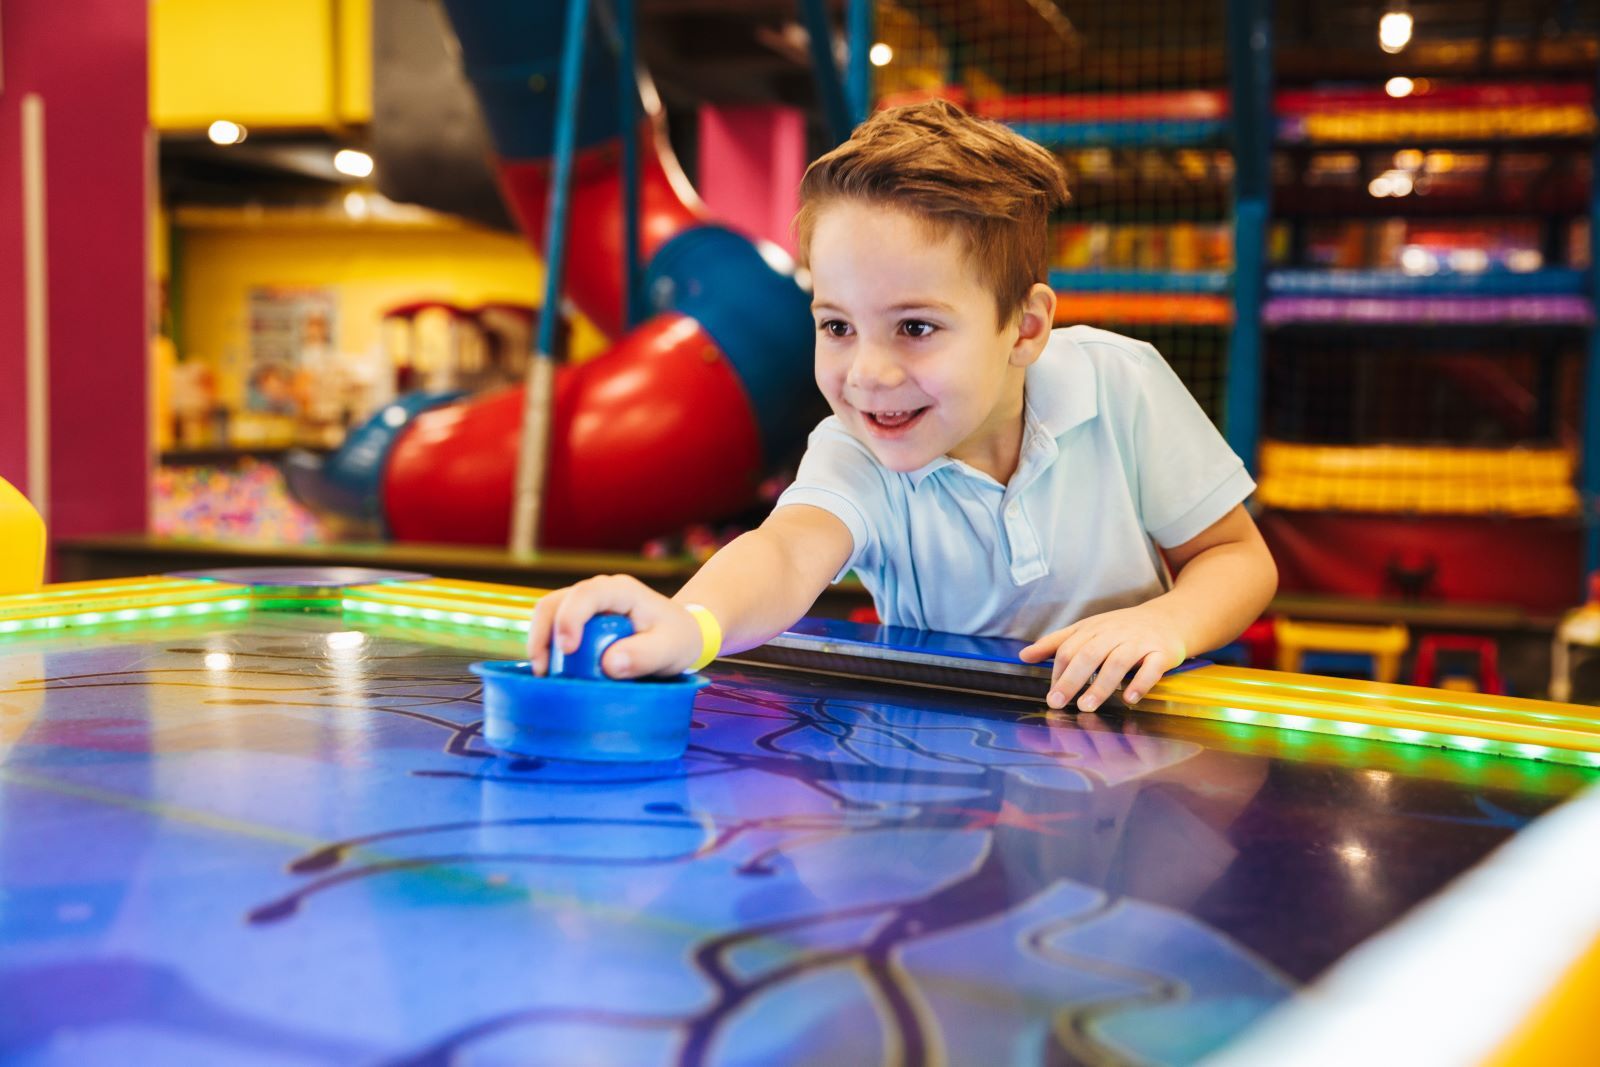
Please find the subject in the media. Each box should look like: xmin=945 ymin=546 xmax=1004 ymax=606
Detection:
xmin=0 ymin=0 xmax=150 ymax=548
xmin=697 ymin=104 xmax=807 ymax=256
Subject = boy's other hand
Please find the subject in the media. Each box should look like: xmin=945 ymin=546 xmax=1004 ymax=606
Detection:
xmin=1018 ymin=603 xmax=1187 ymax=712
xmin=526 ymin=575 xmax=703 ymax=679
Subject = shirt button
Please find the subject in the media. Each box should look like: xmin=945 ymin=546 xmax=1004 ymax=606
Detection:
xmin=1006 ymin=503 xmax=1021 ymax=518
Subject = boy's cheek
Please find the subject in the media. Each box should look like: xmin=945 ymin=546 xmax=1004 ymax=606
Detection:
xmin=814 ymin=365 xmax=846 ymax=403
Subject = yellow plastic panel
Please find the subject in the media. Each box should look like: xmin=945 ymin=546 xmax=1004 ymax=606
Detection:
xmin=1301 ymin=105 xmax=1595 ymax=143
xmin=0 ymin=478 xmax=46 ymax=596
xmin=151 ymin=0 xmax=347 ymax=130
xmin=1482 ymin=935 xmax=1600 ymax=1067
xmin=1258 ymin=441 xmax=1580 ymax=517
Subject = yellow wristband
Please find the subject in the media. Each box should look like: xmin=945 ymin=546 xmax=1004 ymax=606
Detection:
xmin=683 ymin=603 xmax=722 ymax=672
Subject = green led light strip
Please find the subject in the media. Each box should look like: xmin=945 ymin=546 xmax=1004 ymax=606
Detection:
xmin=250 ymin=597 xmax=344 ymax=613
xmin=1197 ymin=719 xmax=1581 ymax=790
xmin=1208 ymin=705 xmax=1600 ymax=770
xmin=1181 ymin=669 xmax=1597 ymax=726
xmin=1154 ymin=684 xmax=1600 ymax=749
xmin=0 ymin=596 xmax=254 ymax=635
xmin=341 ymin=597 xmax=532 ymax=633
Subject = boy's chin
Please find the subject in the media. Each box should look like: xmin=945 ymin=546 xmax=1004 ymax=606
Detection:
xmin=857 ymin=437 xmax=938 ymax=473
xmin=834 ymin=414 xmax=943 ymax=471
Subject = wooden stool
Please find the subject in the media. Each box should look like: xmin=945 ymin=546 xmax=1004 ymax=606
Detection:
xmin=1274 ymin=618 xmax=1410 ymax=683
xmin=0 ymin=477 xmax=46 ymax=595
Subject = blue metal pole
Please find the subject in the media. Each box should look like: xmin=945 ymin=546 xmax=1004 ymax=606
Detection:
xmin=799 ymin=0 xmax=853 ymax=145
xmin=1223 ymin=0 xmax=1272 ymax=477
xmin=537 ymin=0 xmax=590 ymax=363
xmin=617 ymin=0 xmax=642 ymax=329
xmin=846 ymin=0 xmax=875 ymax=126
xmin=511 ymin=0 xmax=591 ymax=554
xmin=1581 ymin=60 xmax=1600 ymax=585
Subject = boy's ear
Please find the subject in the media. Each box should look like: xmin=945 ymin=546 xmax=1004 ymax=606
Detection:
xmin=1008 ymin=283 xmax=1057 ymax=367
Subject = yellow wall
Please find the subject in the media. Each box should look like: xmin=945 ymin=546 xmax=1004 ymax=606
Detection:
xmin=175 ymin=215 xmax=602 ymax=408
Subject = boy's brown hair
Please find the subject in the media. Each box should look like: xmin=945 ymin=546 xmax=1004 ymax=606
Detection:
xmin=794 ymin=99 xmax=1071 ymax=326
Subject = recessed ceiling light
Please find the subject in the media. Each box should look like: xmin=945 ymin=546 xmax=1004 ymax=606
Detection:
xmin=208 ymin=120 xmax=247 ymax=145
xmin=334 ymin=149 xmax=374 ymax=178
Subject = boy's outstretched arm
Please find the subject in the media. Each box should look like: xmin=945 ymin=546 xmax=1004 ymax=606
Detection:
xmin=1018 ymin=504 xmax=1278 ymax=712
xmin=526 ymin=504 xmax=853 ymax=679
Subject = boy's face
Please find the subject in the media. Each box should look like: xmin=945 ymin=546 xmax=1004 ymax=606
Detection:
xmin=808 ymin=201 xmax=1050 ymax=479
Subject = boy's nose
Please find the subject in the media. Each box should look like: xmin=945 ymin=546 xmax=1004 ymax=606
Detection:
xmin=846 ymin=345 xmax=906 ymax=391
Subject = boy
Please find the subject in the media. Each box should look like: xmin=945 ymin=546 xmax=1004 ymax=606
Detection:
xmin=529 ymin=100 xmax=1277 ymax=713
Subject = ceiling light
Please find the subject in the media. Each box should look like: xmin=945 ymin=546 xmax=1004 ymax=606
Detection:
xmin=208 ymin=120 xmax=247 ymax=145
xmin=1400 ymin=245 xmax=1435 ymax=274
xmin=334 ymin=149 xmax=374 ymax=178
xmin=869 ymin=42 xmax=893 ymax=67
xmin=1379 ymin=10 xmax=1413 ymax=53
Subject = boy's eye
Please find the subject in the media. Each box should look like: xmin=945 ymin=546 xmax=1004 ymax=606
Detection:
xmin=818 ymin=319 xmax=853 ymax=338
xmin=899 ymin=319 xmax=937 ymax=338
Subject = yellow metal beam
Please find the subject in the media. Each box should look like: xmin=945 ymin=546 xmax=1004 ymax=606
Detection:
xmin=151 ymin=0 xmax=370 ymax=132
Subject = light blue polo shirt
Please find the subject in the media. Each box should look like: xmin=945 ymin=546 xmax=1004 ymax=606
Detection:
xmin=775 ymin=325 xmax=1257 ymax=640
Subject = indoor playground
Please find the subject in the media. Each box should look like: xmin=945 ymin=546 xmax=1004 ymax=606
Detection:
xmin=3 ymin=1 xmax=1600 ymax=1064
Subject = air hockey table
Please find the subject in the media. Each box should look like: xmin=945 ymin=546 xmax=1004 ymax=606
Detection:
xmin=4 ymin=568 xmax=1600 ymax=1066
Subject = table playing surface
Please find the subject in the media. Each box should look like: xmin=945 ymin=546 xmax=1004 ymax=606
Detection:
xmin=1 ymin=596 xmax=1593 ymax=1066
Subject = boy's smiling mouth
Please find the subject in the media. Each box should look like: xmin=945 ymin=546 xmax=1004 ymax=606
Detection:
xmin=861 ymin=406 xmax=930 ymax=436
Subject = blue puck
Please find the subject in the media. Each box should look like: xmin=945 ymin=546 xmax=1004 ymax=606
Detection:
xmin=547 ymin=611 xmax=633 ymax=680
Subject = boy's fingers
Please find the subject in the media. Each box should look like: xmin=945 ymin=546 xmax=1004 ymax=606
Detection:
xmin=1048 ymin=640 xmax=1105 ymax=710
xmin=600 ymin=631 xmax=681 ymax=679
xmin=551 ymin=576 xmax=649 ymax=651
xmin=1122 ymin=652 xmax=1172 ymax=706
xmin=1020 ymin=641 xmax=1064 ymax=663
xmin=1077 ymin=644 xmax=1143 ymax=712
xmin=1020 ymin=624 xmax=1077 ymax=663
xmin=1044 ymin=633 xmax=1087 ymax=681
xmin=526 ymin=591 xmax=565 ymax=674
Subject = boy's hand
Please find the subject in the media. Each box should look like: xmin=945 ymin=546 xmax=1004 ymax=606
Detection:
xmin=1018 ymin=603 xmax=1188 ymax=712
xmin=526 ymin=575 xmax=704 ymax=679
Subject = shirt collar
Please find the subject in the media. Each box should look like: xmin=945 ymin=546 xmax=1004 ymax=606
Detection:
xmin=906 ymin=455 xmax=955 ymax=489
xmin=1023 ymin=328 xmax=1099 ymax=438
xmin=905 ymin=329 xmax=1099 ymax=490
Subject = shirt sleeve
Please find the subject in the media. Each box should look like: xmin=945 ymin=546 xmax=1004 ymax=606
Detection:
xmin=773 ymin=419 xmax=887 ymax=583
xmin=1128 ymin=343 xmax=1257 ymax=548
